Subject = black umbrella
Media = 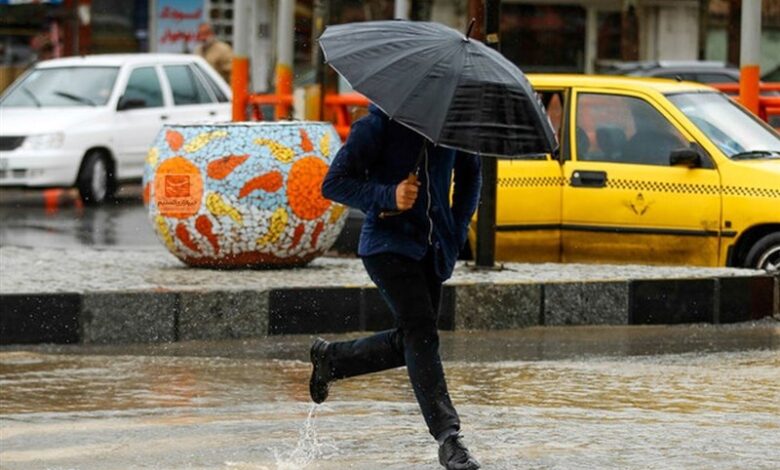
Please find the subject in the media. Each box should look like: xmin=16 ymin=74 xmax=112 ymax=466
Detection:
xmin=319 ymin=19 xmax=557 ymax=158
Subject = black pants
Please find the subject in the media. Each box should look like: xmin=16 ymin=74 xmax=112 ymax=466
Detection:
xmin=328 ymin=251 xmax=461 ymax=440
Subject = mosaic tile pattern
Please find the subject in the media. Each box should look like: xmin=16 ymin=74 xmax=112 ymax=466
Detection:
xmin=142 ymin=122 xmax=347 ymax=268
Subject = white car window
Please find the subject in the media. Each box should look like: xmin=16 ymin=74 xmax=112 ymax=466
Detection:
xmin=0 ymin=66 xmax=119 ymax=107
xmin=122 ymin=67 xmax=164 ymax=108
xmin=194 ymin=63 xmax=229 ymax=103
xmin=163 ymin=64 xmax=213 ymax=106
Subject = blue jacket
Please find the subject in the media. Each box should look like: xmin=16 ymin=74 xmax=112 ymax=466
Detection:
xmin=322 ymin=105 xmax=481 ymax=281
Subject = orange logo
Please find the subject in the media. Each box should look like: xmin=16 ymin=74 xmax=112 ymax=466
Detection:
xmin=165 ymin=174 xmax=191 ymax=198
xmin=154 ymin=157 xmax=203 ymax=218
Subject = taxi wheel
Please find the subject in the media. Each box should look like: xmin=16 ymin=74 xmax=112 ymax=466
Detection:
xmin=77 ymin=151 xmax=116 ymax=206
xmin=745 ymin=233 xmax=780 ymax=274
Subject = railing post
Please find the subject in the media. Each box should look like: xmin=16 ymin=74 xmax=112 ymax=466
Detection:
xmin=231 ymin=0 xmax=252 ymax=121
xmin=739 ymin=0 xmax=761 ymax=115
xmin=275 ymin=0 xmax=295 ymax=119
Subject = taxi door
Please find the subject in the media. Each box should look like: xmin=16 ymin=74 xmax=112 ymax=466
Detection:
xmin=486 ymin=89 xmax=566 ymax=262
xmin=560 ymin=89 xmax=723 ymax=266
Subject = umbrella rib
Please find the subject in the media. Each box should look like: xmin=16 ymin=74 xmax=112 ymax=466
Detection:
xmin=348 ymin=41 xmax=456 ymax=91
xmin=384 ymin=41 xmax=464 ymax=120
xmin=431 ymin=43 xmax=471 ymax=144
xmin=320 ymin=36 xmax=442 ymax=63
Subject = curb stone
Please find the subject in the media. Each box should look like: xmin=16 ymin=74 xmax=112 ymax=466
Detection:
xmin=1 ymin=274 xmax=777 ymax=344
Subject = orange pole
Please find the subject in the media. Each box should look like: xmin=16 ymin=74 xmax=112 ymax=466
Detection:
xmin=740 ymin=65 xmax=761 ymax=115
xmin=275 ymin=64 xmax=293 ymax=119
xmin=738 ymin=0 xmax=761 ymax=115
xmin=231 ymin=57 xmax=249 ymax=121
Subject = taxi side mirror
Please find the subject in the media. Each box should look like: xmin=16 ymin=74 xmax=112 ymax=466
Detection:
xmin=669 ymin=148 xmax=702 ymax=167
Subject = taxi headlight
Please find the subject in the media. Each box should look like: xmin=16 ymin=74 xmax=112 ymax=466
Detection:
xmin=20 ymin=132 xmax=65 ymax=150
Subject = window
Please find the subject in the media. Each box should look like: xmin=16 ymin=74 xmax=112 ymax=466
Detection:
xmin=122 ymin=67 xmax=163 ymax=108
xmin=501 ymin=5 xmax=586 ymax=72
xmin=575 ymin=93 xmax=688 ymax=166
xmin=164 ymin=65 xmax=213 ymax=105
xmin=655 ymin=72 xmax=692 ymax=81
xmin=0 ymin=67 xmax=119 ymax=108
xmin=694 ymin=73 xmax=738 ymax=84
xmin=668 ymin=92 xmax=780 ymax=158
xmin=195 ymin=64 xmax=229 ymax=102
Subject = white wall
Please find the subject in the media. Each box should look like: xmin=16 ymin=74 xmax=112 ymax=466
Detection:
xmin=641 ymin=3 xmax=699 ymax=61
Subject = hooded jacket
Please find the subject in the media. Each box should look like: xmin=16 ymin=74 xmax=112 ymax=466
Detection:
xmin=322 ymin=105 xmax=481 ymax=280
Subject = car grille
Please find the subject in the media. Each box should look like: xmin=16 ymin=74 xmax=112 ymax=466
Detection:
xmin=0 ymin=136 xmax=25 ymax=151
xmin=0 ymin=169 xmax=26 ymax=179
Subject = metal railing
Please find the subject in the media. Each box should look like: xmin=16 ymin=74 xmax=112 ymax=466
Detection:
xmin=710 ymin=83 xmax=780 ymax=131
xmin=237 ymin=91 xmax=370 ymax=141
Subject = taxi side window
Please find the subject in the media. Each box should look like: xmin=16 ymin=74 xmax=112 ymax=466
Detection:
xmin=576 ymin=93 xmax=688 ymax=166
xmin=539 ymin=91 xmax=564 ymax=137
xmin=537 ymin=90 xmax=565 ymax=159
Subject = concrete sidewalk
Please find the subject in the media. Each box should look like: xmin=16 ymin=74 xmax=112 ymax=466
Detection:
xmin=0 ymin=246 xmax=777 ymax=344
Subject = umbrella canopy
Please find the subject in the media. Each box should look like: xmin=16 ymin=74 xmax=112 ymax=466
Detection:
xmin=319 ymin=20 xmax=557 ymax=158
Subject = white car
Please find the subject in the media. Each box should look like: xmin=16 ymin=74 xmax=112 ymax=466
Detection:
xmin=0 ymin=53 xmax=232 ymax=204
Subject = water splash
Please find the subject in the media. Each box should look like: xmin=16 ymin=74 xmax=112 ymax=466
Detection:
xmin=273 ymin=405 xmax=336 ymax=469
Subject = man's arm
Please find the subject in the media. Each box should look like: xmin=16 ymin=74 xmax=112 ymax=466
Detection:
xmin=321 ymin=114 xmax=398 ymax=213
xmin=451 ymin=152 xmax=482 ymax=247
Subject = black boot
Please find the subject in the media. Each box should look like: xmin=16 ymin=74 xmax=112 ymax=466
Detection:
xmin=438 ymin=434 xmax=481 ymax=470
xmin=309 ymin=338 xmax=333 ymax=404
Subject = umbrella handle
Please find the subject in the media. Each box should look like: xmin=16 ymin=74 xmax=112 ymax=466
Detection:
xmin=379 ymin=173 xmax=418 ymax=219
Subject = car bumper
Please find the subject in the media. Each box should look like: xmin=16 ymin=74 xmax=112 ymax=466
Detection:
xmin=0 ymin=149 xmax=81 ymax=187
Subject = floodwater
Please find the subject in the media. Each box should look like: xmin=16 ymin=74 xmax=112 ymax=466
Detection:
xmin=0 ymin=187 xmax=157 ymax=249
xmin=1 ymin=324 xmax=779 ymax=469
xmin=0 ymin=187 xmax=360 ymax=252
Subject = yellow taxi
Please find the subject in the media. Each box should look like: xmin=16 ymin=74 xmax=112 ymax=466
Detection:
xmin=468 ymin=75 xmax=780 ymax=272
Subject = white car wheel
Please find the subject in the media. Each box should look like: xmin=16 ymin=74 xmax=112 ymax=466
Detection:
xmin=77 ymin=151 xmax=114 ymax=205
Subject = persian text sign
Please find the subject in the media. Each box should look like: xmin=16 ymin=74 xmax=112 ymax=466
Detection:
xmin=155 ymin=0 xmax=205 ymax=53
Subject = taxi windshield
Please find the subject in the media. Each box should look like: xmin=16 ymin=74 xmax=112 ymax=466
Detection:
xmin=667 ymin=92 xmax=780 ymax=159
xmin=0 ymin=66 xmax=119 ymax=108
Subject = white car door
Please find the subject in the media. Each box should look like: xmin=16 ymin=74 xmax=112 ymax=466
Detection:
xmin=161 ymin=63 xmax=227 ymax=125
xmin=112 ymin=65 xmax=170 ymax=179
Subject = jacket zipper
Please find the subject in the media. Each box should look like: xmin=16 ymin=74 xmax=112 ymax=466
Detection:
xmin=424 ymin=144 xmax=433 ymax=245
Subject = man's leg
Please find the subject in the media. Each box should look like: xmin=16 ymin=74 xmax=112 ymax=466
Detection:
xmin=361 ymin=252 xmax=460 ymax=440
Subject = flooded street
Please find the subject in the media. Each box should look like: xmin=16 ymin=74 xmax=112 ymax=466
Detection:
xmin=1 ymin=324 xmax=779 ymax=469
xmin=0 ymin=187 xmax=158 ymax=250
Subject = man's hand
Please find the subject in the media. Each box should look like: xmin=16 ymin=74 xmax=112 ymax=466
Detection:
xmin=395 ymin=174 xmax=420 ymax=211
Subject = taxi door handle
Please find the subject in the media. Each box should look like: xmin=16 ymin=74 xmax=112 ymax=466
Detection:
xmin=571 ymin=170 xmax=607 ymax=188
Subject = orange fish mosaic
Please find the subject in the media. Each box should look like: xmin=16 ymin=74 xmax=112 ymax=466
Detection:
xmin=143 ymin=122 xmax=347 ymax=268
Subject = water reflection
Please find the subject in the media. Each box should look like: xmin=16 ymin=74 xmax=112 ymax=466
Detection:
xmin=1 ymin=324 xmax=779 ymax=469
xmin=0 ymin=186 xmax=158 ymax=248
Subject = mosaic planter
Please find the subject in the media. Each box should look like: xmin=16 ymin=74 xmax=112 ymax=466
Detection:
xmin=142 ymin=122 xmax=347 ymax=268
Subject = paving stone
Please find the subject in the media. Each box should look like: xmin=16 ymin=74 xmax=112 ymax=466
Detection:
xmin=629 ymin=279 xmax=715 ymax=324
xmin=544 ymin=282 xmax=629 ymax=326
xmin=81 ymin=292 xmax=177 ymax=344
xmin=178 ymin=290 xmax=269 ymax=340
xmin=454 ymin=283 xmax=541 ymax=330
xmin=268 ymin=288 xmax=360 ymax=334
xmin=716 ymin=276 xmax=775 ymax=323
xmin=0 ymin=293 xmax=81 ymax=344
